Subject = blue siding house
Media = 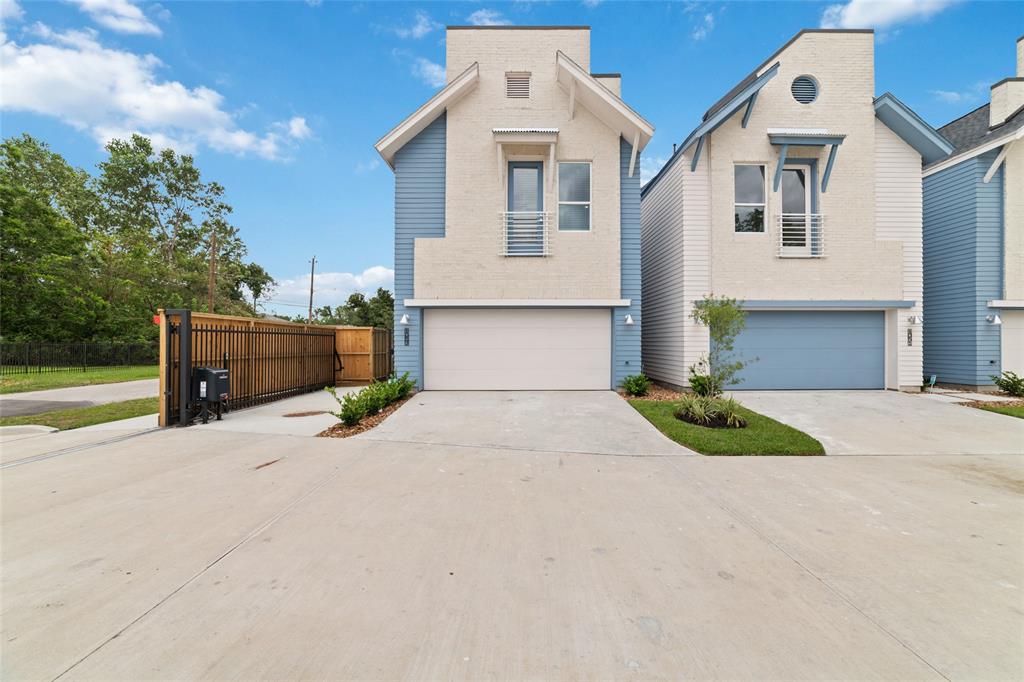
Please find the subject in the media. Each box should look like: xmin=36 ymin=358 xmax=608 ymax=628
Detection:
xmin=922 ymin=36 xmax=1024 ymax=388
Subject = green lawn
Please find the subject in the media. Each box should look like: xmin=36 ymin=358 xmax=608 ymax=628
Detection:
xmin=630 ymin=399 xmax=825 ymax=456
xmin=0 ymin=365 xmax=158 ymax=394
xmin=976 ymin=403 xmax=1024 ymax=420
xmin=0 ymin=397 xmax=159 ymax=431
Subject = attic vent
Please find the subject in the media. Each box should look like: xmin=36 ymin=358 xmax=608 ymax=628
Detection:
xmin=791 ymin=76 xmax=818 ymax=104
xmin=506 ymin=72 xmax=531 ymax=98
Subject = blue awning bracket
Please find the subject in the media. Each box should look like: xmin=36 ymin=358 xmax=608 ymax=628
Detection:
xmin=690 ymin=135 xmax=705 ymax=172
xmin=773 ymin=144 xmax=788 ymax=192
xmin=822 ymin=144 xmax=840 ymax=193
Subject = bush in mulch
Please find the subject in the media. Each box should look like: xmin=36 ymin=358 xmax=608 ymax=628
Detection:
xmin=321 ymin=373 xmax=416 ymax=433
xmin=673 ymin=394 xmax=747 ymax=429
xmin=318 ymin=394 xmax=414 ymax=438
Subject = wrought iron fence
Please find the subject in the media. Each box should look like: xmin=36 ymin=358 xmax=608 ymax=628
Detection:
xmin=0 ymin=342 xmax=160 ymax=375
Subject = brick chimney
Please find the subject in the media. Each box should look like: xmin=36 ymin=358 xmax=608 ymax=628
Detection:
xmin=990 ymin=36 xmax=1024 ymax=127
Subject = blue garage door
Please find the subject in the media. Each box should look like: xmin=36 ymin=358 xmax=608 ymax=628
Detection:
xmin=731 ymin=311 xmax=884 ymax=389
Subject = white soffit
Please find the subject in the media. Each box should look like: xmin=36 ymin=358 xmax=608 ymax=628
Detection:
xmin=555 ymin=51 xmax=654 ymax=151
xmin=375 ymin=62 xmax=480 ymax=169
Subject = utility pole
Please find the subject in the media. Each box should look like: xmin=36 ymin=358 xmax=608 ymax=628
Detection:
xmin=307 ymin=255 xmax=316 ymax=323
xmin=207 ymin=229 xmax=217 ymax=313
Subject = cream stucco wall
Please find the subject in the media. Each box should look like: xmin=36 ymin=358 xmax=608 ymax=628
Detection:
xmin=706 ymin=32 xmax=905 ymax=301
xmin=1004 ymin=141 xmax=1024 ymax=300
xmin=414 ymin=28 xmax=621 ymax=301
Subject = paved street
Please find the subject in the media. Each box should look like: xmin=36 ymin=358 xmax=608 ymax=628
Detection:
xmin=1 ymin=391 xmax=1021 ymax=680
xmin=0 ymin=378 xmax=158 ymax=417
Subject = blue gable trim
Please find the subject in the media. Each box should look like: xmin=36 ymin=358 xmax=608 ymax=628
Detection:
xmin=874 ymin=92 xmax=953 ymax=165
xmin=613 ymin=136 xmax=642 ymax=388
xmin=393 ymin=113 xmax=446 ymax=388
xmin=923 ymin=151 xmax=1004 ymax=386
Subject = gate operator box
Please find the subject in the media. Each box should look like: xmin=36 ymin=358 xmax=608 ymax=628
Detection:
xmin=192 ymin=367 xmax=229 ymax=423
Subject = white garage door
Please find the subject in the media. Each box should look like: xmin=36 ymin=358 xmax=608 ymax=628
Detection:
xmin=1002 ymin=310 xmax=1024 ymax=376
xmin=423 ymin=308 xmax=611 ymax=390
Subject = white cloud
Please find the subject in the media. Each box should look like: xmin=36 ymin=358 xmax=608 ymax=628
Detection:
xmin=466 ymin=9 xmax=512 ymax=26
xmin=411 ymin=57 xmax=445 ymax=88
xmin=68 ymin=0 xmax=162 ymax=36
xmin=1 ymin=24 xmax=307 ymax=160
xmin=390 ymin=10 xmax=441 ymax=39
xmin=285 ymin=116 xmax=312 ymax=140
xmin=269 ymin=266 xmax=394 ymax=313
xmin=930 ymin=89 xmax=966 ymax=104
xmin=581 ymin=0 xmax=603 ymax=7
xmin=820 ymin=0 xmax=956 ymax=29
xmin=640 ymin=155 xmax=667 ymax=184
xmin=929 ymin=80 xmax=990 ymax=105
xmin=1 ymin=0 xmax=24 ymax=24
xmin=355 ymin=158 xmax=381 ymax=174
xmin=692 ymin=12 xmax=714 ymax=40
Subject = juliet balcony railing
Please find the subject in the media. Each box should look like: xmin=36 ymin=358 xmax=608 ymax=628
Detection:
xmin=778 ymin=213 xmax=825 ymax=258
xmin=500 ymin=211 xmax=551 ymax=257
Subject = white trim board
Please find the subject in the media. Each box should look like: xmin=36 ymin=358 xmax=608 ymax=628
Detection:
xmin=923 ymin=126 xmax=1024 ymax=177
xmin=988 ymin=300 xmax=1024 ymax=309
xmin=405 ymin=299 xmax=630 ymax=308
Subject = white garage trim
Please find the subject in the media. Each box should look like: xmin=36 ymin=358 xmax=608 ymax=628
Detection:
xmin=1001 ymin=310 xmax=1024 ymax=377
xmin=423 ymin=308 xmax=611 ymax=390
xmin=407 ymin=299 xmax=630 ymax=308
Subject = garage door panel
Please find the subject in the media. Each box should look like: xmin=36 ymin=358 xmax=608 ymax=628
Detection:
xmin=732 ymin=311 xmax=884 ymax=390
xmin=1001 ymin=311 xmax=1024 ymax=376
xmin=424 ymin=308 xmax=611 ymax=390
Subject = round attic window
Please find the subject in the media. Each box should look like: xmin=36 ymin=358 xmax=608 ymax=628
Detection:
xmin=791 ymin=76 xmax=818 ymax=104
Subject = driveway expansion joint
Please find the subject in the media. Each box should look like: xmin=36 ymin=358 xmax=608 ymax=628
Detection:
xmin=355 ymin=436 xmax=693 ymax=458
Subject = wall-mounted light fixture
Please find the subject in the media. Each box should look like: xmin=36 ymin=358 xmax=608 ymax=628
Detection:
xmin=624 ymin=313 xmax=634 ymax=326
xmin=908 ymin=315 xmax=923 ymax=325
xmin=986 ymin=314 xmax=1002 ymax=325
xmin=399 ymin=314 xmax=410 ymax=325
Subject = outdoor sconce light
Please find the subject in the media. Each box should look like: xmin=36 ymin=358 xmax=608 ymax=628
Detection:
xmin=399 ymin=314 xmax=410 ymax=325
xmin=986 ymin=314 xmax=1002 ymax=325
xmin=624 ymin=314 xmax=634 ymax=326
xmin=399 ymin=313 xmax=410 ymax=346
xmin=908 ymin=315 xmax=923 ymax=325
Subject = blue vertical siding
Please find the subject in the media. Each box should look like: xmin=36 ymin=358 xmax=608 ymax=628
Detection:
xmin=393 ymin=113 xmax=446 ymax=387
xmin=922 ymin=150 xmax=1003 ymax=386
xmin=613 ymin=136 xmax=642 ymax=387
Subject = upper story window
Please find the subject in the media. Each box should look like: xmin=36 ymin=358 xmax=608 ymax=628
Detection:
xmin=558 ymin=162 xmax=591 ymax=231
xmin=505 ymin=72 xmax=531 ymax=98
xmin=734 ymin=164 xmax=765 ymax=233
xmin=791 ymin=76 xmax=819 ymax=104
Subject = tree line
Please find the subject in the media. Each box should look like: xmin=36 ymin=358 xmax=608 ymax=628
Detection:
xmin=0 ymin=134 xmax=276 ymax=343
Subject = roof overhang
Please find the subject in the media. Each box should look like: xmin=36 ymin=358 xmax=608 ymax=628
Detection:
xmin=492 ymin=128 xmax=559 ymax=144
xmin=873 ymin=92 xmax=953 ymax=165
xmin=555 ymin=50 xmax=654 ymax=175
xmin=679 ymin=62 xmax=781 ymax=156
xmin=924 ymin=124 xmax=1023 ymax=178
xmin=375 ymin=62 xmax=480 ymax=169
xmin=767 ymin=129 xmax=846 ymax=193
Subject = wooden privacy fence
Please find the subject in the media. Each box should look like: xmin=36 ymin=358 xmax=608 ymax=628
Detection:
xmin=159 ymin=310 xmax=392 ymax=427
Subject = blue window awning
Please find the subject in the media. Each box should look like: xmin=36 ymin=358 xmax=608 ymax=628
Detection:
xmin=768 ymin=130 xmax=846 ymax=193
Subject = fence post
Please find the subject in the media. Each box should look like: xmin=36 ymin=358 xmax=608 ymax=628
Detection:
xmin=82 ymin=344 xmax=87 ymax=372
xmin=165 ymin=309 xmax=193 ymax=426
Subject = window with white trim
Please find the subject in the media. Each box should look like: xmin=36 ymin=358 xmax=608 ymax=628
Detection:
xmin=734 ymin=164 xmax=766 ymax=233
xmin=505 ymin=72 xmax=531 ymax=98
xmin=558 ymin=162 xmax=591 ymax=231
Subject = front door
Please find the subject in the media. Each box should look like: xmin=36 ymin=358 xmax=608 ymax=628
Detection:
xmin=506 ymin=161 xmax=544 ymax=255
xmin=780 ymin=166 xmax=811 ymax=257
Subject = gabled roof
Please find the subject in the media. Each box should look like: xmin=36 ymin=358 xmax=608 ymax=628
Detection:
xmin=375 ymin=62 xmax=479 ymax=169
xmin=873 ymin=93 xmax=953 ymax=165
xmin=924 ymin=102 xmax=1024 ymax=171
xmin=554 ymin=50 xmax=654 ymax=150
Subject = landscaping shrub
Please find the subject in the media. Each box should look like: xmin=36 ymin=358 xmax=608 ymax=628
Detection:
xmin=991 ymin=370 xmax=1024 ymax=397
xmin=686 ymin=360 xmax=718 ymax=397
xmin=325 ymin=373 xmax=416 ymax=427
xmin=621 ymin=373 xmax=652 ymax=396
xmin=688 ymin=295 xmax=752 ymax=396
xmin=674 ymin=394 xmax=747 ymax=429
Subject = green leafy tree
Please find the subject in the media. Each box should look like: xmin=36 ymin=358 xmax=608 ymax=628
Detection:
xmin=688 ymin=295 xmax=751 ymax=396
xmin=309 ymin=288 xmax=394 ymax=328
xmin=238 ymin=262 xmax=276 ymax=314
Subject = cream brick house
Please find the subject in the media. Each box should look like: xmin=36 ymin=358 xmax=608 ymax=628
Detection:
xmin=375 ymin=26 xmax=653 ymax=389
xmin=640 ymin=29 xmax=952 ymax=391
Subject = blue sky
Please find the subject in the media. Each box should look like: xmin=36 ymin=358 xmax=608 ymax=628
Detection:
xmin=2 ymin=0 xmax=1021 ymax=314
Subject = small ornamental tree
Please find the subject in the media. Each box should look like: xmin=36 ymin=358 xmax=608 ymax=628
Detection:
xmin=688 ymin=295 xmax=751 ymax=396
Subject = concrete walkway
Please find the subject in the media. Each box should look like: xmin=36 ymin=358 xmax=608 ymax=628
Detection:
xmin=733 ymin=390 xmax=1024 ymax=455
xmin=1 ymin=423 xmax=1020 ymax=680
xmin=0 ymin=378 xmax=158 ymax=417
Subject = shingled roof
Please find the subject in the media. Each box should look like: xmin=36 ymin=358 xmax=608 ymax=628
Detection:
xmin=929 ymin=102 xmax=1024 ymax=168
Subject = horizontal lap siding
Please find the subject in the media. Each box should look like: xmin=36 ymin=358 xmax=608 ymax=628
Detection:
xmin=614 ymin=137 xmax=642 ymax=387
xmin=393 ymin=113 xmax=446 ymax=387
xmin=922 ymin=152 xmax=1003 ymax=386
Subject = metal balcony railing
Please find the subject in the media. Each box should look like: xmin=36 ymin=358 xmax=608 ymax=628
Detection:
xmin=778 ymin=213 xmax=824 ymax=258
xmin=500 ymin=211 xmax=551 ymax=256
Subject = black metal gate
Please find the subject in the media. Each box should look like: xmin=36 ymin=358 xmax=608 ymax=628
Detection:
xmin=165 ymin=309 xmax=338 ymax=426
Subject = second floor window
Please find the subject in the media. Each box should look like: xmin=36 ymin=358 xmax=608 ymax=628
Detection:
xmin=558 ymin=162 xmax=591 ymax=231
xmin=735 ymin=164 xmax=765 ymax=233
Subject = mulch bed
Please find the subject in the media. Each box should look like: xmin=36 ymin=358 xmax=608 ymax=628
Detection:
xmin=316 ymin=394 xmax=414 ymax=439
xmin=618 ymin=385 xmax=686 ymax=402
xmin=963 ymin=399 xmax=1024 ymax=409
xmin=283 ymin=411 xmax=328 ymax=418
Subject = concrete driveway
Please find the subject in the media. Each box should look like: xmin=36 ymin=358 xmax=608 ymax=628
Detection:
xmin=361 ymin=390 xmax=686 ymax=456
xmin=1 ymin=391 xmax=1022 ymax=680
xmin=733 ymin=390 xmax=1024 ymax=455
